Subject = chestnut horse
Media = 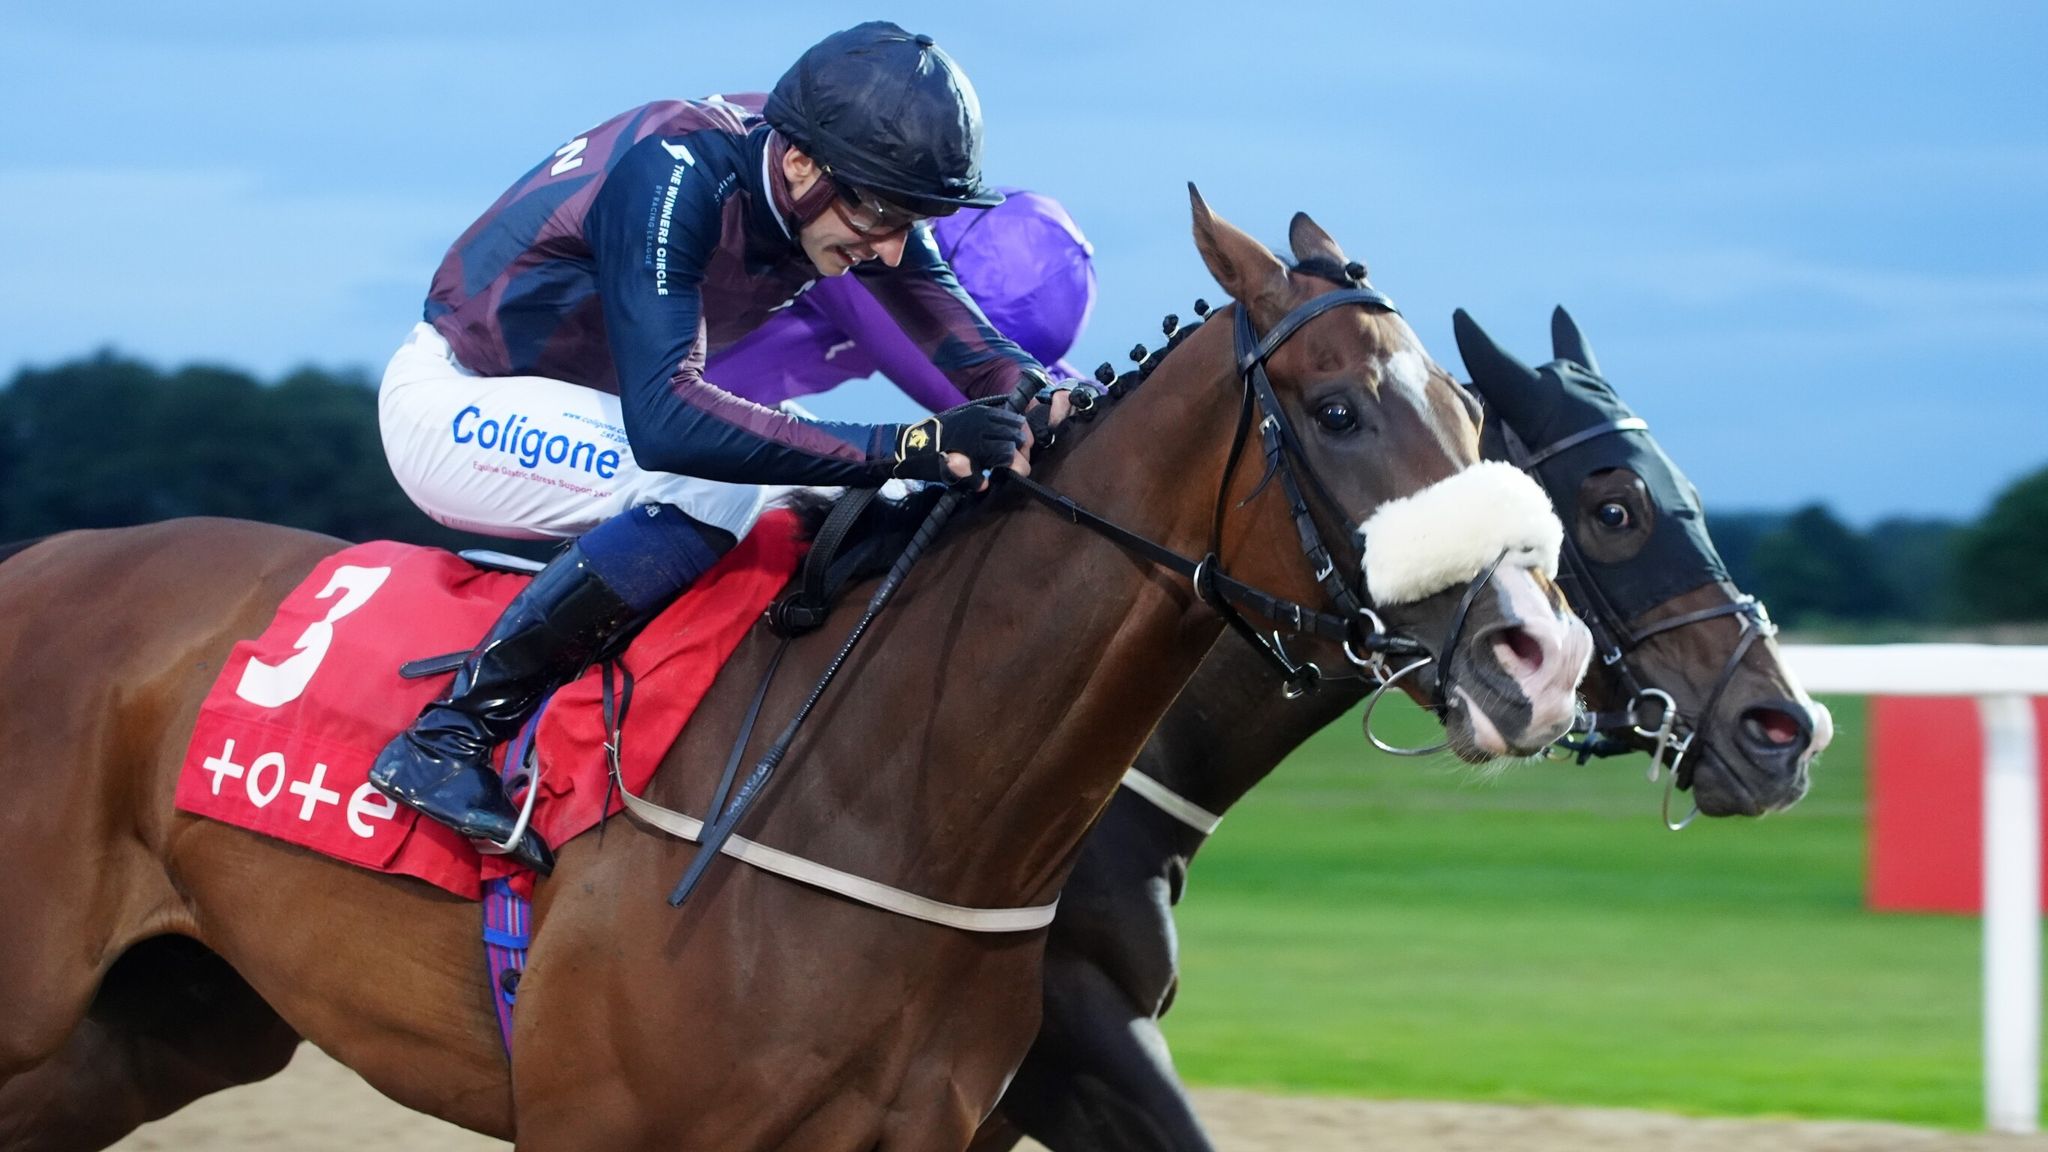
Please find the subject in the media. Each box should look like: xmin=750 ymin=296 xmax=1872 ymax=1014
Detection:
xmin=969 ymin=305 xmax=1834 ymax=1152
xmin=0 ymin=193 xmax=1591 ymax=1152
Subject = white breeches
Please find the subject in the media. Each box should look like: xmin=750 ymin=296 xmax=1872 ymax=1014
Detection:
xmin=377 ymin=323 xmax=768 ymax=540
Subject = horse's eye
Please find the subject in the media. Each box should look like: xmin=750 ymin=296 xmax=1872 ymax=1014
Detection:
xmin=1597 ymin=502 xmax=1631 ymax=529
xmin=1315 ymin=401 xmax=1358 ymax=432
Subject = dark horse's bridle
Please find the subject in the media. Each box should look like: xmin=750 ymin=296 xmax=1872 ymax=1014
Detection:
xmin=1006 ymin=274 xmax=1505 ymax=708
xmin=1501 ymin=419 xmax=1776 ymax=829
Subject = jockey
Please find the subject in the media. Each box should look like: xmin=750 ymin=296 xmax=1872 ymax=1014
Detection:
xmin=709 ymin=183 xmax=1095 ymax=408
xmin=370 ymin=22 xmax=1055 ymax=873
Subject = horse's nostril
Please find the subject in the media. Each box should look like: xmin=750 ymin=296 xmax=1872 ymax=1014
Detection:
xmin=1742 ymin=706 xmax=1804 ymax=748
xmin=1491 ymin=626 xmax=1544 ymax=676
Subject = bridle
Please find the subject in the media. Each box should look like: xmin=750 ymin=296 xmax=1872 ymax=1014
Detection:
xmin=1005 ymin=275 xmax=1506 ymax=703
xmin=1501 ymin=418 xmax=1776 ymax=830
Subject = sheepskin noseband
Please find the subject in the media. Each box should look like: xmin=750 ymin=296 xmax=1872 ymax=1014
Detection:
xmin=1356 ymin=461 xmax=1561 ymax=606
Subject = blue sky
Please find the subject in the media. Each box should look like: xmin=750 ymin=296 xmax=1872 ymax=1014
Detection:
xmin=3 ymin=1 xmax=2042 ymax=522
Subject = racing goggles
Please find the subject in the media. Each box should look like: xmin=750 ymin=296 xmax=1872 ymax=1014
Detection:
xmin=826 ymin=178 xmax=929 ymax=241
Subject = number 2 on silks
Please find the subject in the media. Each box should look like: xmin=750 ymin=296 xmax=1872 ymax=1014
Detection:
xmin=234 ymin=566 xmax=390 ymax=708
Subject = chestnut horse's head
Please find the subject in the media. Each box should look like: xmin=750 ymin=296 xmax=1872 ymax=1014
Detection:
xmin=1456 ymin=306 xmax=1830 ymax=816
xmin=1185 ymin=189 xmax=1592 ymax=759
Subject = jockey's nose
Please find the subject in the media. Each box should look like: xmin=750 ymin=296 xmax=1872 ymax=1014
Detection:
xmin=873 ymin=231 xmax=910 ymax=268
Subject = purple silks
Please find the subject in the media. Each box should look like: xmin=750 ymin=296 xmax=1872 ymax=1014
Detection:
xmin=707 ymin=188 xmax=1096 ymax=411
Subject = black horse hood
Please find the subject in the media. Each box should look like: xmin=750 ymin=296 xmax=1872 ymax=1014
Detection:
xmin=1456 ymin=306 xmax=1731 ymax=619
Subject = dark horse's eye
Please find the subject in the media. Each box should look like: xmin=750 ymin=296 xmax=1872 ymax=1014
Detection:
xmin=1597 ymin=502 xmax=1631 ymax=529
xmin=1315 ymin=401 xmax=1358 ymax=432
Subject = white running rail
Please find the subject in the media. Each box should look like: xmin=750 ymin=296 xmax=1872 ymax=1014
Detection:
xmin=1783 ymin=644 xmax=2048 ymax=1134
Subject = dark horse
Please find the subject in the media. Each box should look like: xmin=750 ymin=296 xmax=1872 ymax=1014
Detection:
xmin=972 ymin=306 xmax=1833 ymax=1152
xmin=0 ymin=192 xmax=1590 ymax=1152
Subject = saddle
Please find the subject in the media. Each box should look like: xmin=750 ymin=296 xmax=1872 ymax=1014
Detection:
xmin=396 ymin=485 xmax=945 ymax=683
xmin=763 ymin=484 xmax=947 ymax=637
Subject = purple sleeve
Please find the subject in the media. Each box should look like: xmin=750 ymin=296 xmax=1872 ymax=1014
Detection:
xmin=702 ymin=303 xmax=869 ymax=408
xmin=851 ymin=224 xmax=1042 ymax=402
xmin=801 ymin=276 xmax=972 ymax=412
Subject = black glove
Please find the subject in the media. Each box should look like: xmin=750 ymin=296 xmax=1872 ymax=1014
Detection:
xmin=890 ymin=404 xmax=1028 ymax=484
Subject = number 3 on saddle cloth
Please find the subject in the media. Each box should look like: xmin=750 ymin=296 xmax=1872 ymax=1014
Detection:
xmin=173 ymin=510 xmax=808 ymax=1042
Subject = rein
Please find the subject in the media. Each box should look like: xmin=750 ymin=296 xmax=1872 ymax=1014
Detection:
xmin=659 ymin=375 xmax=1044 ymax=911
xmin=1502 ymin=419 xmax=1775 ymax=830
xmin=634 ymin=278 xmax=1513 ymax=921
xmin=1003 ymin=283 xmax=1443 ymax=696
xmin=1000 ymin=469 xmax=1421 ymax=679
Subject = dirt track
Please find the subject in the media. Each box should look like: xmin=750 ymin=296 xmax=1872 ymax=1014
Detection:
xmin=108 ymin=1047 xmax=2048 ymax=1151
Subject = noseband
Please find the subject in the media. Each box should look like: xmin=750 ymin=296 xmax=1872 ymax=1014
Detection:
xmin=1504 ymin=419 xmax=1776 ymax=829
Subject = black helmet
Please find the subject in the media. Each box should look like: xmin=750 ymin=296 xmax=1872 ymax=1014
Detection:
xmin=765 ymin=22 xmax=1003 ymax=216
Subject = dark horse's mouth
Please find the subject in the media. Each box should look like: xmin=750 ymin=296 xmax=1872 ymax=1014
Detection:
xmin=1687 ymin=742 xmax=1810 ymax=817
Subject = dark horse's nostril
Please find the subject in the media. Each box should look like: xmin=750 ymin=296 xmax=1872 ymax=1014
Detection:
xmin=1490 ymin=626 xmax=1544 ymax=676
xmin=1741 ymin=703 xmax=1809 ymax=752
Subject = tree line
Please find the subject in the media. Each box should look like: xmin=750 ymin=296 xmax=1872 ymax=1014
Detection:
xmin=2 ymin=351 xmax=2044 ymax=627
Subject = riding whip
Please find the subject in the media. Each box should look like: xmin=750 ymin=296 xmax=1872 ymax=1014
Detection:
xmin=665 ymin=372 xmax=1045 ymax=908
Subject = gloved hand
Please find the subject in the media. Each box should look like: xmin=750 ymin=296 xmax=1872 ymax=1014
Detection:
xmin=1023 ymin=382 xmax=1087 ymax=456
xmin=891 ymin=403 xmax=1029 ymax=484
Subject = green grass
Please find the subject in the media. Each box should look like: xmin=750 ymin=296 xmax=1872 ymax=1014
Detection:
xmin=1162 ymin=695 xmax=1997 ymax=1128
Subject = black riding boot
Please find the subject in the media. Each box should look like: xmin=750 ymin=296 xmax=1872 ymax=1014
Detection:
xmin=368 ymin=543 xmax=636 ymax=874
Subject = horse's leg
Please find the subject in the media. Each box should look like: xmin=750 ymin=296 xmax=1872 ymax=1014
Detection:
xmin=0 ymin=524 xmax=510 ymax=1140
xmin=0 ymin=938 xmax=301 ymax=1152
xmin=995 ymin=954 xmax=1215 ymax=1152
xmin=507 ymin=855 xmax=1044 ymax=1152
xmin=0 ymin=528 xmax=229 ymax=1083
xmin=0 ymin=693 xmax=175 ymax=1089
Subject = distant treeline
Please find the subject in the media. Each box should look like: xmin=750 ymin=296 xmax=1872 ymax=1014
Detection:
xmin=0 ymin=351 xmax=518 ymax=559
xmin=3 ymin=352 xmax=2045 ymax=627
xmin=1708 ymin=504 xmax=2045 ymax=630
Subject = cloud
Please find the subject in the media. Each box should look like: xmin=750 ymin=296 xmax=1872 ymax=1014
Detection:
xmin=1601 ymin=246 xmax=2048 ymax=346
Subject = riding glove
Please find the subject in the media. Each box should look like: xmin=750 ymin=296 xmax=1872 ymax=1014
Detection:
xmin=891 ymin=404 xmax=1028 ymax=483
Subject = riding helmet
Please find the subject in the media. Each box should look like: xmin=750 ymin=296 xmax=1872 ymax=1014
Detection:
xmin=765 ymin=22 xmax=1003 ymax=215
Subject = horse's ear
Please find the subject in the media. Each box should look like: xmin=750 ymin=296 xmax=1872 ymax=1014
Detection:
xmin=1453 ymin=308 xmax=1550 ymax=430
xmin=1190 ymin=184 xmax=1288 ymax=320
xmin=1287 ymin=212 xmax=1360 ymax=277
xmin=1550 ymin=305 xmax=1600 ymax=376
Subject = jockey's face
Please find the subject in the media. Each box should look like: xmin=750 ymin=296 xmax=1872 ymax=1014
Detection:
xmin=780 ymin=148 xmax=915 ymax=277
xmin=800 ymin=200 xmax=914 ymax=277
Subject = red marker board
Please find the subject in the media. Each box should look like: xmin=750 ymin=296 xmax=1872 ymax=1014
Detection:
xmin=1869 ymin=696 xmax=2048 ymax=913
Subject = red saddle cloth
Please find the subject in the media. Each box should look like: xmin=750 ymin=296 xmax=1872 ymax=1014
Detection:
xmin=175 ymin=511 xmax=807 ymax=899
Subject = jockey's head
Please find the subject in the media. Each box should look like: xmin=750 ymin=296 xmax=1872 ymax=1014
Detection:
xmin=766 ymin=22 xmax=1002 ymax=276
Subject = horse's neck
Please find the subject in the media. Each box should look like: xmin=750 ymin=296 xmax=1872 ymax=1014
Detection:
xmin=1134 ymin=637 xmax=1366 ymax=838
xmin=703 ymin=323 xmax=1255 ymax=909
